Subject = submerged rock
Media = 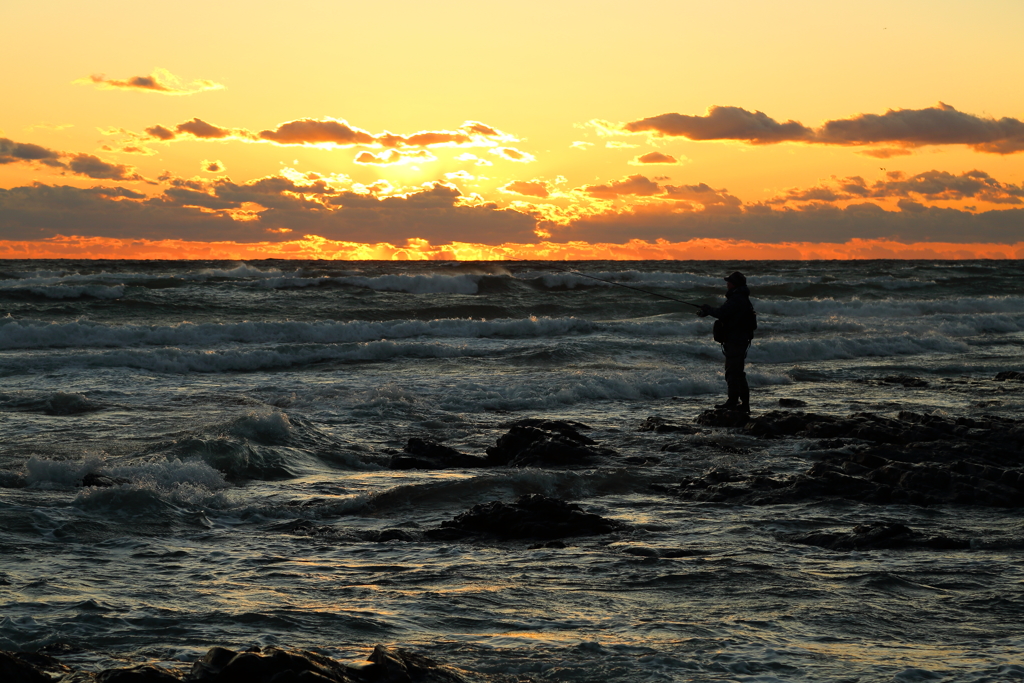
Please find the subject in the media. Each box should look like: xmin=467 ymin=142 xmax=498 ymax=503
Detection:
xmin=485 ymin=419 xmax=616 ymax=467
xmin=426 ymin=494 xmax=627 ymax=541
xmin=778 ymin=398 xmax=808 ymax=408
xmin=658 ymin=449 xmax=1024 ymax=507
xmin=693 ymin=409 xmax=1024 ymax=468
xmin=783 ymin=521 xmax=970 ymax=551
xmin=390 ymin=438 xmax=488 ymax=470
xmin=638 ymin=416 xmax=700 ymax=434
xmin=0 ymin=643 xmax=535 ymax=683
xmin=995 ymin=370 xmax=1024 ymax=381
xmin=78 ymin=473 xmax=131 ymax=488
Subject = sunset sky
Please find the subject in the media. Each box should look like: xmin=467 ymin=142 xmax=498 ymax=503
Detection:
xmin=2 ymin=0 xmax=1023 ymax=259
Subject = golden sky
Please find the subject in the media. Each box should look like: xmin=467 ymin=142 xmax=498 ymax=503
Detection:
xmin=2 ymin=0 xmax=1023 ymax=259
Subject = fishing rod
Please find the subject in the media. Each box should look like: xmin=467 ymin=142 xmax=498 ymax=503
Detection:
xmin=511 ymin=259 xmax=704 ymax=309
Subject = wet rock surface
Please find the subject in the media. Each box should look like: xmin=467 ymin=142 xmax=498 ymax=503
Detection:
xmin=638 ymin=416 xmax=701 ymax=434
xmin=390 ymin=438 xmax=488 ymax=470
xmin=781 ymin=521 xmax=970 ymax=551
xmin=1 ymin=645 xmax=532 ymax=683
xmin=484 ymin=419 xmax=617 ymax=467
xmin=389 ymin=419 xmax=615 ymax=470
xmin=662 ymin=409 xmax=1024 ymax=507
xmin=995 ymin=370 xmax=1024 ymax=381
xmin=426 ymin=494 xmax=627 ymax=541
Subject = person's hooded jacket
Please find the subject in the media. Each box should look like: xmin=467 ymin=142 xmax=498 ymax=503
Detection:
xmin=707 ymin=284 xmax=754 ymax=345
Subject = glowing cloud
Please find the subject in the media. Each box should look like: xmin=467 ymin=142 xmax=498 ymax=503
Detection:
xmin=623 ymin=103 xmax=1024 ymax=154
xmin=201 ymin=159 xmax=225 ymax=173
xmin=630 ymin=151 xmax=681 ymax=165
xmin=500 ymin=180 xmax=551 ymax=198
xmin=0 ymin=138 xmax=64 ymax=167
xmin=75 ymin=68 xmax=224 ymax=95
xmin=489 ymin=147 xmax=535 ymax=162
xmin=354 ymin=150 xmax=436 ymax=165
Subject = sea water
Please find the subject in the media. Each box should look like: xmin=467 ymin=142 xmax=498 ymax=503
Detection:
xmin=1 ymin=259 xmax=1022 ymax=681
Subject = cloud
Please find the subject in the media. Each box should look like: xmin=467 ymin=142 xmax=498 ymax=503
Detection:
xmin=582 ymin=174 xmax=663 ymax=198
xmin=771 ymin=169 xmax=1024 ymax=206
xmin=0 ymin=138 xmax=64 ymax=166
xmin=817 ymin=103 xmax=1024 ymax=153
xmin=354 ymin=150 xmax=436 ymax=165
xmin=75 ymin=68 xmax=224 ymax=95
xmin=145 ymin=125 xmax=177 ymax=141
xmin=0 ymin=177 xmax=537 ymax=245
xmin=202 ymin=159 xmax=225 ymax=173
xmin=552 ymin=200 xmax=1024 ymax=245
xmin=1 ymin=137 xmax=150 ymax=180
xmin=624 ymin=106 xmax=813 ymax=144
xmin=455 ymin=153 xmax=493 ymax=166
xmin=630 ymin=151 xmax=680 ymax=165
xmin=176 ymin=118 xmax=234 ymax=139
xmin=259 ymin=118 xmax=376 ymax=146
xmin=663 ymin=183 xmax=742 ymax=210
xmin=142 ymin=117 xmax=517 ymax=151
xmin=66 ymin=154 xmax=143 ymax=181
xmin=622 ymin=103 xmax=1024 ymax=154
xmin=488 ymin=147 xmax=535 ymax=162
xmin=570 ymin=141 xmax=595 ymax=149
xmin=500 ymin=180 xmax=551 ymax=198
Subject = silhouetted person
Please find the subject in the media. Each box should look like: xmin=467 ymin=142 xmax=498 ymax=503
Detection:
xmin=698 ymin=271 xmax=756 ymax=412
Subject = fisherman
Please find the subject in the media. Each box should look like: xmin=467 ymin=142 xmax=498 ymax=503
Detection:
xmin=698 ymin=271 xmax=756 ymax=413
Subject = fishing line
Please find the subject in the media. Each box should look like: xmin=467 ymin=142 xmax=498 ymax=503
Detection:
xmin=509 ymin=258 xmax=703 ymax=309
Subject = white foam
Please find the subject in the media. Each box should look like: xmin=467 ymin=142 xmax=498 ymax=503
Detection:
xmin=337 ymin=273 xmax=482 ymax=294
xmin=0 ymin=316 xmax=600 ymax=351
xmin=4 ymin=285 xmax=126 ymax=299
xmin=748 ymin=334 xmax=970 ymax=364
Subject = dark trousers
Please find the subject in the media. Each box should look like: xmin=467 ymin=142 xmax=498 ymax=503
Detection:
xmin=723 ymin=341 xmax=750 ymax=404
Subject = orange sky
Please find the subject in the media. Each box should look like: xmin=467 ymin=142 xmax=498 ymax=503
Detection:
xmin=1 ymin=0 xmax=1022 ymax=259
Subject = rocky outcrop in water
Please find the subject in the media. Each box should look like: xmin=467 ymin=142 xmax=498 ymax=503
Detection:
xmin=1 ymin=644 xmax=533 ymax=683
xmin=389 ymin=419 xmax=616 ymax=471
xmin=485 ymin=419 xmax=616 ymax=467
xmin=390 ymin=438 xmax=488 ymax=470
xmin=426 ymin=494 xmax=627 ymax=541
xmin=659 ymin=409 xmax=1024 ymax=507
xmin=781 ymin=521 xmax=970 ymax=551
xmin=696 ymin=409 xmax=1023 ymax=465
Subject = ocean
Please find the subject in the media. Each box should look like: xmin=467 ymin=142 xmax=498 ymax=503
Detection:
xmin=1 ymin=259 xmax=1022 ymax=682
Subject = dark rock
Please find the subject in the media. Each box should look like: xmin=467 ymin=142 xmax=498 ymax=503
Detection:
xmin=79 ymin=473 xmax=131 ymax=488
xmin=880 ymin=375 xmax=929 ymax=388
xmin=485 ymin=421 xmax=615 ymax=467
xmin=365 ymin=644 xmax=482 ymax=683
xmin=426 ymin=494 xmax=627 ymax=541
xmin=1 ymin=646 xmax=530 ymax=683
xmin=664 ymin=447 xmax=1024 ymax=508
xmin=784 ymin=521 xmax=970 ymax=551
xmin=694 ymin=408 xmax=752 ymax=429
xmin=638 ymin=416 xmax=700 ymax=434
xmin=995 ymin=371 xmax=1024 ymax=381
xmin=98 ymin=665 xmax=181 ymax=682
xmin=502 ymin=418 xmax=595 ymax=441
xmin=0 ymin=651 xmax=58 ymax=683
xmin=390 ymin=438 xmax=488 ymax=470
xmin=190 ymin=645 xmax=354 ymax=683
xmin=363 ymin=529 xmax=418 ymax=543
xmin=778 ymin=398 xmax=808 ymax=407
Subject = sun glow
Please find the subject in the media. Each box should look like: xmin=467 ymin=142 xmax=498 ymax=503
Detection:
xmin=2 ymin=236 xmax=1020 ymax=261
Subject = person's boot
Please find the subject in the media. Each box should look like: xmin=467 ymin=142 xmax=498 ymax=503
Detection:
xmin=739 ymin=389 xmax=751 ymax=413
xmin=716 ymin=393 xmax=739 ymax=410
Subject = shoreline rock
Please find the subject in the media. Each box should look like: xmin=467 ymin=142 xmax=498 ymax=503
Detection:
xmin=1 ymin=644 xmax=534 ymax=683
